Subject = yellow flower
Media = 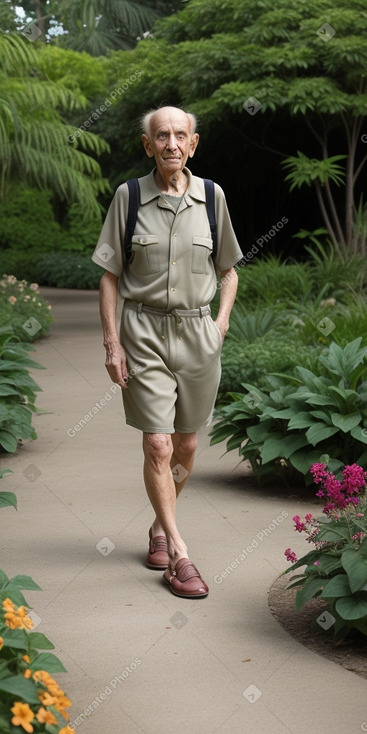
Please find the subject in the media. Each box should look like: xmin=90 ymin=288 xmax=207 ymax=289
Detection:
xmin=11 ymin=702 xmax=35 ymax=733
xmin=36 ymin=707 xmax=57 ymax=725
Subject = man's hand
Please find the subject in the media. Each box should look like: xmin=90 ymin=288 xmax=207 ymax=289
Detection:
xmin=214 ymin=318 xmax=229 ymax=341
xmin=104 ymin=340 xmax=129 ymax=388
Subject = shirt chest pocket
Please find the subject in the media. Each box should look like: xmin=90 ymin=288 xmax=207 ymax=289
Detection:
xmin=130 ymin=235 xmax=160 ymax=275
xmin=191 ymin=236 xmax=213 ymax=274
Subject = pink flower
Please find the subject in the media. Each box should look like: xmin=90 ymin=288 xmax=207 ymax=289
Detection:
xmin=314 ymin=561 xmax=319 ymax=566
xmin=292 ymin=515 xmax=305 ymax=532
xmin=285 ymin=548 xmax=297 ymax=563
xmin=305 ymin=513 xmax=313 ymax=523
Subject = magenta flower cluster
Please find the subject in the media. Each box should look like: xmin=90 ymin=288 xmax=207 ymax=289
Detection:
xmin=310 ymin=462 xmax=367 ymax=513
xmin=284 ymin=463 xmax=367 ymax=565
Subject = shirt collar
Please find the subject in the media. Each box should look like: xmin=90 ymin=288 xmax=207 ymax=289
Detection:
xmin=139 ymin=167 xmax=206 ymax=205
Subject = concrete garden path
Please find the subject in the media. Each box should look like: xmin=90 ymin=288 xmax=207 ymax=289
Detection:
xmin=2 ymin=287 xmax=366 ymax=734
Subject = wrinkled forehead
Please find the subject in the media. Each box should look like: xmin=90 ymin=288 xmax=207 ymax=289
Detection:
xmin=150 ymin=108 xmax=192 ymax=136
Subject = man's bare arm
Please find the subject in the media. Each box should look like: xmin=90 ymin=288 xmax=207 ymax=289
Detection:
xmin=99 ymin=270 xmax=129 ymax=388
xmin=215 ymin=267 xmax=238 ymax=340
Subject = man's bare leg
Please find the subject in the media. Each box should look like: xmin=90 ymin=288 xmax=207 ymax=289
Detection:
xmin=143 ymin=432 xmax=197 ymax=568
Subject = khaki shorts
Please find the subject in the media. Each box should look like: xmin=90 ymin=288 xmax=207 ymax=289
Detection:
xmin=120 ymin=300 xmax=222 ymax=433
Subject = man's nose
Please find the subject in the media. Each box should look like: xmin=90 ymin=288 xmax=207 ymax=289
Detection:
xmin=166 ymin=133 xmax=178 ymax=149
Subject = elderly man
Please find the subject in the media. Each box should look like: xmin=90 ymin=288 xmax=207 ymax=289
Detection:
xmin=92 ymin=105 xmax=242 ymax=598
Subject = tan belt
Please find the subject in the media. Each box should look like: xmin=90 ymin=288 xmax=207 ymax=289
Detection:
xmin=124 ymin=299 xmax=211 ymax=324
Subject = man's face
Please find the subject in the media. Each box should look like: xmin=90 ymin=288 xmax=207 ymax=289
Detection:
xmin=142 ymin=107 xmax=199 ymax=177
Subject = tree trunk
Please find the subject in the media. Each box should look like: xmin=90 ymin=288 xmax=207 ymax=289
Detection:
xmin=34 ymin=0 xmax=45 ymax=37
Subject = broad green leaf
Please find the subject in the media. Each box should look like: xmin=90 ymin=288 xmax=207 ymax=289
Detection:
xmin=287 ymin=411 xmax=316 ymax=429
xmin=295 ymin=576 xmax=327 ymax=610
xmin=28 ymin=631 xmax=55 ymax=650
xmin=315 ymin=525 xmax=350 ymax=542
xmin=288 ymin=448 xmax=324 ymax=475
xmin=0 ymin=492 xmax=17 ymax=509
xmin=341 ymin=549 xmax=367 ymax=592
xmin=0 ymin=628 xmax=28 ymax=649
xmin=351 ymin=426 xmax=367 ymax=445
xmin=261 ymin=433 xmax=308 ymax=464
xmin=0 ymin=675 xmax=39 ymax=703
xmin=8 ymin=575 xmax=42 ymax=591
xmin=330 ymin=412 xmax=362 ymax=433
xmin=0 ymin=430 xmax=18 ymax=453
xmin=320 ymin=574 xmax=351 ymax=599
xmin=305 ymin=423 xmax=339 ymax=446
xmin=335 ymin=594 xmax=367 ymax=621
xmin=30 ymin=652 xmax=67 ymax=673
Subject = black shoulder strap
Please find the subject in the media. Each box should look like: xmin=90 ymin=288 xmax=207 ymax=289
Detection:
xmin=125 ymin=178 xmax=140 ymax=263
xmin=203 ymin=178 xmax=217 ymax=259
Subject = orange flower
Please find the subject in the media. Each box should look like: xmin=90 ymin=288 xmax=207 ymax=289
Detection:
xmin=38 ymin=690 xmax=57 ymax=707
xmin=11 ymin=702 xmax=35 ymax=733
xmin=3 ymin=598 xmax=15 ymax=612
xmin=36 ymin=707 xmax=57 ymax=725
xmin=24 ymin=669 xmax=32 ymax=679
xmin=23 ymin=655 xmax=30 ymax=663
xmin=0 ymin=636 xmax=3 ymax=650
xmin=3 ymin=598 xmax=34 ymax=630
xmin=59 ymin=728 xmax=74 ymax=734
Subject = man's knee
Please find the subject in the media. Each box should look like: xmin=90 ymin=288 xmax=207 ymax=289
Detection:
xmin=143 ymin=433 xmax=173 ymax=465
xmin=174 ymin=432 xmax=198 ymax=457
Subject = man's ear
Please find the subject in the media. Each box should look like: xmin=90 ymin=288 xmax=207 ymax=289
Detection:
xmin=188 ymin=133 xmax=199 ymax=158
xmin=142 ymin=134 xmax=154 ymax=158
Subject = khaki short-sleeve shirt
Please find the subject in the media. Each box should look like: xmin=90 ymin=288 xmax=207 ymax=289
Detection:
xmin=92 ymin=167 xmax=242 ymax=310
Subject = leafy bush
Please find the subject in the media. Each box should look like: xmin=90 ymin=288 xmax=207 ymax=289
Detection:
xmin=0 ymin=275 xmax=52 ymax=342
xmin=0 ymin=253 xmax=102 ymax=290
xmin=0 ymin=475 xmax=73 ymax=733
xmin=35 ymin=252 xmax=102 ymax=289
xmin=0 ymin=327 xmax=43 ymax=453
xmin=211 ymin=339 xmax=367 ymax=486
xmin=284 ymin=462 xmax=367 ymax=641
xmin=218 ymin=335 xmax=319 ymax=403
xmin=235 ymin=256 xmax=314 ymax=307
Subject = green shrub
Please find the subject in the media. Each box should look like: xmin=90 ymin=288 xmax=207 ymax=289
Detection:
xmin=0 ymin=253 xmax=102 ymax=290
xmin=0 ymin=276 xmax=52 ymax=342
xmin=0 ymin=327 xmax=43 ymax=453
xmin=218 ymin=335 xmax=320 ymax=403
xmin=236 ymin=255 xmax=314 ymax=307
xmin=35 ymin=252 xmax=102 ymax=289
xmin=0 ymin=185 xmax=102 ymax=253
xmin=211 ymin=339 xmax=367 ymax=486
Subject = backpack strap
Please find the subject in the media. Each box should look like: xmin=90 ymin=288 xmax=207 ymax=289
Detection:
xmin=124 ymin=178 xmax=140 ymax=264
xmin=203 ymin=178 xmax=217 ymax=259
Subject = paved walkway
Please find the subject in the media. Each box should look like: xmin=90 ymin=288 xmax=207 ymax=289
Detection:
xmin=2 ymin=288 xmax=366 ymax=734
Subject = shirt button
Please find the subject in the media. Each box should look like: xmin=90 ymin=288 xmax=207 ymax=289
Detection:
xmin=170 ymin=287 xmax=175 ymax=292
xmin=161 ymin=335 xmax=165 ymax=340
xmin=173 ymin=233 xmax=177 ymax=237
xmin=172 ymin=261 xmax=177 ymax=266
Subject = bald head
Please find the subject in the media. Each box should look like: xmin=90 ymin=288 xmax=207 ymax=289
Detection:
xmin=141 ymin=106 xmax=197 ymax=138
